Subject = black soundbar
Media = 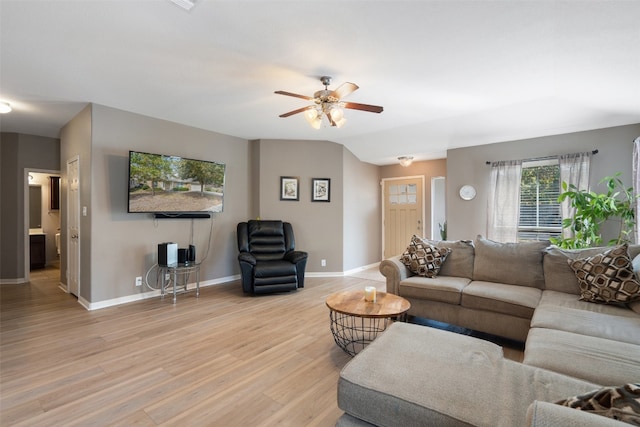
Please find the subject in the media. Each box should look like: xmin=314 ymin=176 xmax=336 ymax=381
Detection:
xmin=153 ymin=212 xmax=211 ymax=219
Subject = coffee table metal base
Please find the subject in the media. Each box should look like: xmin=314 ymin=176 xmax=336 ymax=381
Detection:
xmin=329 ymin=310 xmax=403 ymax=356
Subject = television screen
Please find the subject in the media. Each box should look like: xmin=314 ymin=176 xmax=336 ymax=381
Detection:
xmin=127 ymin=150 xmax=225 ymax=214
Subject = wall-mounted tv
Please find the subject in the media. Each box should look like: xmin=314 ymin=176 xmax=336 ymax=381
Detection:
xmin=127 ymin=150 xmax=225 ymax=215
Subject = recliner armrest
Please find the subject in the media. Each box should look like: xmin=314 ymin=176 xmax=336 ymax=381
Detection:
xmin=238 ymin=252 xmax=257 ymax=266
xmin=284 ymin=251 xmax=308 ymax=264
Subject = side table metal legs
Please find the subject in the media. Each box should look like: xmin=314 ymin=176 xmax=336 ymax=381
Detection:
xmin=158 ymin=263 xmax=201 ymax=304
xmin=329 ymin=311 xmax=392 ymax=356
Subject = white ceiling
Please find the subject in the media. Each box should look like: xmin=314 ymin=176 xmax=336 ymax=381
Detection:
xmin=1 ymin=0 xmax=639 ymax=165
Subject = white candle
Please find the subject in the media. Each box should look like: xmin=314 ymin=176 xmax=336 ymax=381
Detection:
xmin=364 ymin=286 xmax=377 ymax=303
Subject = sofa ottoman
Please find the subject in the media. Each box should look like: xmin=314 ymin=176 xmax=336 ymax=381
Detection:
xmin=337 ymin=322 xmax=600 ymax=427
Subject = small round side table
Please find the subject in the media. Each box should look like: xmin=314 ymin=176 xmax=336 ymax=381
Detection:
xmin=326 ymin=290 xmax=410 ymax=356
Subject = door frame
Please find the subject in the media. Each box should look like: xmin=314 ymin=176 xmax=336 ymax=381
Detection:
xmin=23 ymin=168 xmax=60 ymax=283
xmin=66 ymin=155 xmax=81 ymax=297
xmin=430 ymin=176 xmax=446 ymax=240
xmin=380 ymin=175 xmax=426 ymax=260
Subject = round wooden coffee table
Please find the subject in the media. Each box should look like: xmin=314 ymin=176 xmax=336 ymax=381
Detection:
xmin=326 ymin=289 xmax=411 ymax=356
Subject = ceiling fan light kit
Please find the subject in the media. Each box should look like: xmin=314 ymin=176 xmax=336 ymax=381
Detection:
xmin=276 ymin=76 xmax=383 ymax=129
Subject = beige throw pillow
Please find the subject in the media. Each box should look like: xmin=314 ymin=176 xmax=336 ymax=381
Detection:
xmin=401 ymin=235 xmax=451 ymax=278
xmin=568 ymin=244 xmax=640 ymax=305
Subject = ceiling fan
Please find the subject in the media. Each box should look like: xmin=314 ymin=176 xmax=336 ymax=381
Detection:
xmin=275 ymin=76 xmax=383 ymax=129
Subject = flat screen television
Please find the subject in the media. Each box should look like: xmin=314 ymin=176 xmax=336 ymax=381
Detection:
xmin=127 ymin=150 xmax=225 ymax=215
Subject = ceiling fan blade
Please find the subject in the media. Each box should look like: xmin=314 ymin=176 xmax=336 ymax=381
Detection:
xmin=330 ymin=82 xmax=359 ymax=100
xmin=279 ymin=106 xmax=313 ymax=118
xmin=274 ymin=90 xmax=314 ymax=101
xmin=344 ymin=102 xmax=384 ymax=113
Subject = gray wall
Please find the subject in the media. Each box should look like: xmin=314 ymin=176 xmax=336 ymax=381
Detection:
xmin=60 ymin=104 xmax=93 ymax=299
xmin=343 ymin=149 xmax=381 ymax=270
xmin=72 ymin=104 xmax=251 ymax=303
xmin=447 ymin=123 xmax=640 ymax=241
xmin=255 ymin=138 xmax=346 ymax=272
xmin=53 ymin=105 xmax=381 ymax=305
xmin=0 ymin=132 xmax=60 ymax=282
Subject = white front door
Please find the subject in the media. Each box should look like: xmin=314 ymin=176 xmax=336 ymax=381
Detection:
xmin=382 ymin=176 xmax=425 ymax=259
xmin=67 ymin=156 xmax=80 ymax=297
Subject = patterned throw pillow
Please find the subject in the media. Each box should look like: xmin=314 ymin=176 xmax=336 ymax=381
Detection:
xmin=556 ymin=383 xmax=640 ymax=425
xmin=567 ymin=244 xmax=640 ymax=305
xmin=401 ymin=235 xmax=451 ymax=278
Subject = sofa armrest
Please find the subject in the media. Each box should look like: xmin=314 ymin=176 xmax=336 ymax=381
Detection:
xmin=526 ymin=401 xmax=629 ymax=427
xmin=379 ymin=255 xmax=412 ymax=295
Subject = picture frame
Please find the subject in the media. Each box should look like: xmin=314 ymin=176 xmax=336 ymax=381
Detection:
xmin=280 ymin=176 xmax=299 ymax=201
xmin=312 ymin=178 xmax=330 ymax=202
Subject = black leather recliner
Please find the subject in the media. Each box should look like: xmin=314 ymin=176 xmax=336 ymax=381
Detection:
xmin=237 ymin=220 xmax=308 ymax=294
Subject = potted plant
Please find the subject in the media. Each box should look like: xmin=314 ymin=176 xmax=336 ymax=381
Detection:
xmin=550 ymin=173 xmax=636 ymax=249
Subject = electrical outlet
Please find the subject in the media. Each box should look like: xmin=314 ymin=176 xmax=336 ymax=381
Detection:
xmin=165 ymin=273 xmax=170 ymax=281
xmin=321 ymin=259 xmax=326 ymax=267
xmin=135 ymin=276 xmax=142 ymax=287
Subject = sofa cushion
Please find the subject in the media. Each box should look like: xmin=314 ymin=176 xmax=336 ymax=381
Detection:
xmin=545 ymin=245 xmax=640 ymax=295
xmin=461 ymin=281 xmax=542 ymax=319
xmin=473 ymin=236 xmax=547 ymax=288
xmin=526 ymin=400 xmax=631 ymax=427
xmin=424 ymin=239 xmax=475 ymax=279
xmin=543 ymin=246 xmax=610 ymax=294
xmin=556 ymin=383 xmax=640 ymax=425
xmin=338 ymin=322 xmax=599 ymax=427
xmin=400 ymin=235 xmax=451 ymax=278
xmin=524 ymin=327 xmax=640 ymax=385
xmin=399 ymin=276 xmax=471 ymax=305
xmin=568 ymin=244 xmax=640 ymax=305
xmin=532 ymin=290 xmax=640 ymax=345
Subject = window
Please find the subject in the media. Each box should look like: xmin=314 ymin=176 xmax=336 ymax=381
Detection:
xmin=518 ymin=160 xmax=561 ymax=241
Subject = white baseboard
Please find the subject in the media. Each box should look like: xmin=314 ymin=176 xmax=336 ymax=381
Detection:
xmin=81 ymin=274 xmax=241 ymax=311
xmin=0 ymin=277 xmax=28 ymax=285
xmin=67 ymin=263 xmax=380 ymax=311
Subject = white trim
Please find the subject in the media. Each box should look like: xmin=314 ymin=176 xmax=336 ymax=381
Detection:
xmin=0 ymin=277 xmax=28 ymax=285
xmin=431 ymin=176 xmax=446 ymax=240
xmin=305 ymin=272 xmax=346 ymax=278
xmin=67 ymin=155 xmax=80 ymax=298
xmin=75 ymin=262 xmax=382 ymax=311
xmin=80 ymin=274 xmax=241 ymax=310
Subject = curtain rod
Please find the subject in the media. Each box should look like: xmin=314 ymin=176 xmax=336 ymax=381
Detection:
xmin=485 ymin=149 xmax=598 ymax=165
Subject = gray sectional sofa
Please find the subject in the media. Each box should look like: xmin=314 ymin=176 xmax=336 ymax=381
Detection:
xmin=336 ymin=236 xmax=640 ymax=426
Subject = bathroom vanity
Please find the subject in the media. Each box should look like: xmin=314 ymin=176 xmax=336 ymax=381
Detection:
xmin=30 ymin=232 xmax=46 ymax=270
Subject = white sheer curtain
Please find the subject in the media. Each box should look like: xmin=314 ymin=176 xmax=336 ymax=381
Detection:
xmin=559 ymin=152 xmax=591 ymax=239
xmin=487 ymin=160 xmax=522 ymax=242
xmin=634 ymin=138 xmax=640 ymax=243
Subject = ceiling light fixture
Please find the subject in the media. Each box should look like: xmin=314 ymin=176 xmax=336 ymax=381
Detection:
xmin=0 ymin=102 xmax=12 ymax=114
xmin=169 ymin=0 xmax=197 ymax=11
xmin=398 ymin=156 xmax=414 ymax=167
xmin=276 ymin=76 xmax=383 ymax=130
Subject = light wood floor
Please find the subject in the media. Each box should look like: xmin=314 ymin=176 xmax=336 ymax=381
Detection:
xmin=1 ymin=266 xmax=523 ymax=426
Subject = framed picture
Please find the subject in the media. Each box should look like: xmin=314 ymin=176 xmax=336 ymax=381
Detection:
xmin=280 ymin=176 xmax=299 ymax=201
xmin=312 ymin=178 xmax=330 ymax=202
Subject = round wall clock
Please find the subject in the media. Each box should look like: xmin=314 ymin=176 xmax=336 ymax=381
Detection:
xmin=459 ymin=185 xmax=476 ymax=201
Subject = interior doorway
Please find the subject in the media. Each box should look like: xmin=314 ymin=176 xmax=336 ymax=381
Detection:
xmin=381 ymin=176 xmax=425 ymax=259
xmin=431 ymin=176 xmax=446 ymax=240
xmin=23 ymin=169 xmax=61 ymax=283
